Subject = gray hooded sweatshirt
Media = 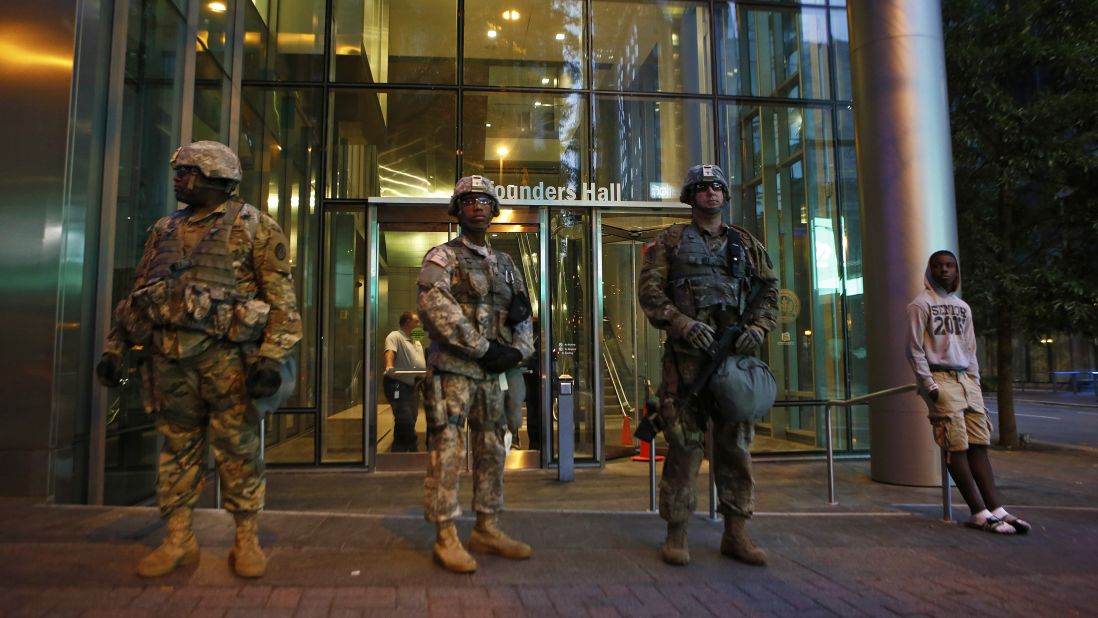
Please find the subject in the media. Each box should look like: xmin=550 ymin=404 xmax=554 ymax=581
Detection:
xmin=905 ymin=252 xmax=980 ymax=394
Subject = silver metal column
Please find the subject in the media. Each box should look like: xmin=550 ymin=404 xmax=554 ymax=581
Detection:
xmin=848 ymin=0 xmax=956 ymax=486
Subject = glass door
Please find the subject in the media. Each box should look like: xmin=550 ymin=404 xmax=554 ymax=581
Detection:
xmin=317 ymin=208 xmax=367 ymax=464
xmin=371 ymin=203 xmax=542 ymax=469
xmin=599 ymin=212 xmax=691 ymax=460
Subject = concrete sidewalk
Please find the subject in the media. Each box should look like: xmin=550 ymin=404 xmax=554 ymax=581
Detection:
xmin=1 ymin=443 xmax=1096 ymax=617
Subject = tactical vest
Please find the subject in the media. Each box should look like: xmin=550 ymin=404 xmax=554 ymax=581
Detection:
xmin=130 ymin=200 xmax=268 ymax=342
xmin=446 ymin=237 xmax=515 ymax=344
xmin=667 ymin=223 xmax=747 ymax=319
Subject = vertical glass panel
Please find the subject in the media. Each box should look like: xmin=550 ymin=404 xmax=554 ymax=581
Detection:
xmin=243 ymin=0 xmax=327 ymax=81
xmin=592 ymin=0 xmax=711 ymax=93
xmin=193 ymin=52 xmax=230 ymax=143
xmin=332 ymin=0 xmax=457 ymax=84
xmin=549 ymin=209 xmax=595 ymax=461
xmin=462 ymin=92 xmax=585 ymax=192
xmin=464 ymin=0 xmax=583 ymax=88
xmin=194 ymin=0 xmax=235 ymax=142
xmin=376 ymin=225 xmax=448 ymax=454
xmin=238 ymin=87 xmax=324 ymax=408
xmin=104 ymin=0 xmax=187 ymax=505
xmin=830 ymin=9 xmax=851 ymax=101
xmin=721 ymin=102 xmax=844 ymax=449
xmin=328 ymin=89 xmax=457 ymax=199
xmin=593 ymin=95 xmax=713 ymax=202
xmin=322 ymin=210 xmax=367 ymax=463
xmin=103 ymin=425 xmax=159 ymax=505
xmin=264 ymin=413 xmax=317 ymax=463
xmin=717 ymin=4 xmax=831 ymax=99
xmin=599 ymin=213 xmax=689 ymax=460
xmin=198 ymin=0 xmax=235 ymax=75
xmin=837 ymin=107 xmax=866 ymax=449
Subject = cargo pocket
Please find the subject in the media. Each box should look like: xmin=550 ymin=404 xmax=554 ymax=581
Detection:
xmin=228 ymin=299 xmax=271 ymax=342
xmin=929 ymin=415 xmax=951 ymax=451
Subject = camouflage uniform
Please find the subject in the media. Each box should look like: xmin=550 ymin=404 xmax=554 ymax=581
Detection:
xmin=106 ymin=185 xmax=301 ymax=518
xmin=638 ymin=207 xmax=777 ymax=526
xmin=417 ymin=236 xmax=534 ymax=521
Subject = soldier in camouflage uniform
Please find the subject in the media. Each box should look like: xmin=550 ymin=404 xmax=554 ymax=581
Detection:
xmin=95 ymin=141 xmax=302 ymax=579
xmin=638 ymin=164 xmax=778 ymax=567
xmin=417 ymin=175 xmax=535 ymax=573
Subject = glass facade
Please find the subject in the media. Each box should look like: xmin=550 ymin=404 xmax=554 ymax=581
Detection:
xmin=88 ymin=0 xmax=859 ymax=496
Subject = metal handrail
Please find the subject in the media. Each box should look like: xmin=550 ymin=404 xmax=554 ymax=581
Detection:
xmin=821 ymin=383 xmax=918 ymax=506
xmin=700 ymin=383 xmax=919 ymax=519
xmin=601 ymin=347 xmax=634 ymax=419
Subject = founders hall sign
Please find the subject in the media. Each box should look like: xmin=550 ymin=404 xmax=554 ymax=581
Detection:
xmin=494 ymin=182 xmax=624 ymax=202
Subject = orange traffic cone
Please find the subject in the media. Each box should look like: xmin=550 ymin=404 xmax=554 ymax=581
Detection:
xmin=620 ymin=415 xmax=633 ymax=447
xmin=632 ymin=439 xmax=664 ymax=462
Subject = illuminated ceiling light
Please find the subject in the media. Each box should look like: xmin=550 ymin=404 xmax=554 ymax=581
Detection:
xmin=502 ymin=9 xmax=520 ymax=20
xmin=496 ymin=145 xmax=509 ymax=157
xmin=555 ymin=32 xmax=565 ymax=41
xmin=533 ymin=101 xmax=541 ymax=107
xmin=208 ymin=1 xmax=227 ymax=12
xmin=486 ymin=29 xmax=497 ymax=39
xmin=485 ymin=122 xmax=492 ymax=127
xmin=541 ymin=77 xmax=550 ymax=85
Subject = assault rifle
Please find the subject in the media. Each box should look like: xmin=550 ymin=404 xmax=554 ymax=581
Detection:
xmin=686 ymin=281 xmax=767 ymax=399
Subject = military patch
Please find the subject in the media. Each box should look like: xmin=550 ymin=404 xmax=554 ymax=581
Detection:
xmin=425 ymin=248 xmax=450 ymax=269
xmin=275 ymin=243 xmax=287 ymax=261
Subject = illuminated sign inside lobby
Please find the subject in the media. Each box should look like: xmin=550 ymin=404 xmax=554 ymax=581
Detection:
xmin=494 ymin=182 xmax=623 ymax=202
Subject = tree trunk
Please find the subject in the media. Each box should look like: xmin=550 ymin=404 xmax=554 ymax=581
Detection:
xmin=996 ymin=306 xmax=1019 ymax=447
xmin=995 ymin=185 xmax=1019 ymax=448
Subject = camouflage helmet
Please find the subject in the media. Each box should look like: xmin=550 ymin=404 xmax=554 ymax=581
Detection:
xmin=448 ymin=174 xmax=500 ymax=216
xmin=679 ymin=164 xmax=729 ymax=205
xmin=170 ymin=140 xmax=243 ymax=183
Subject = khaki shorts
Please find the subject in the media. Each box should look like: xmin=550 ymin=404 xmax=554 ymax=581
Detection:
xmin=922 ymin=370 xmax=992 ymax=451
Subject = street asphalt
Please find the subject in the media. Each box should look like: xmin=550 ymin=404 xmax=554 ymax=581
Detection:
xmin=1 ymin=389 xmax=1095 ymax=616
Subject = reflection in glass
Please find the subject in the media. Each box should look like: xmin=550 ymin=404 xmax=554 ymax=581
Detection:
xmin=592 ymin=0 xmax=711 ymax=93
xmin=831 ymin=9 xmax=852 ymax=102
xmin=198 ymin=0 xmax=234 ymax=75
xmin=243 ymin=0 xmax=327 ymax=81
xmin=322 ymin=211 xmax=367 ymax=463
xmin=462 ymin=92 xmax=584 ymax=191
xmin=593 ymin=95 xmax=713 ymax=202
xmin=193 ymin=46 xmax=230 ymax=143
xmin=464 ymin=0 xmax=583 ymax=88
xmin=717 ymin=4 xmax=831 ymax=99
xmin=332 ymin=0 xmax=457 ymax=83
xmin=328 ymin=89 xmax=456 ymax=199
xmin=264 ymin=413 xmax=317 ymax=464
xmin=721 ymin=102 xmax=844 ymax=450
xmin=238 ymin=87 xmax=323 ymax=408
xmin=550 ymin=209 xmax=594 ymax=461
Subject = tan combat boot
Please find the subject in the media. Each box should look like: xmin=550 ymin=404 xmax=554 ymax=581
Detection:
xmin=660 ymin=522 xmax=690 ymax=566
xmin=136 ymin=508 xmax=200 ymax=577
xmin=434 ymin=520 xmax=477 ymax=573
xmin=228 ymin=512 xmax=268 ymax=578
xmin=469 ymin=512 xmax=532 ymax=559
xmin=720 ymin=516 xmax=767 ymax=566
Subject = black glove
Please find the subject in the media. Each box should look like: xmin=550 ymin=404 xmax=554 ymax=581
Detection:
xmin=247 ymin=357 xmax=283 ymax=399
xmin=95 ymin=352 xmax=123 ymax=388
xmin=478 ymin=341 xmax=523 ymax=374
